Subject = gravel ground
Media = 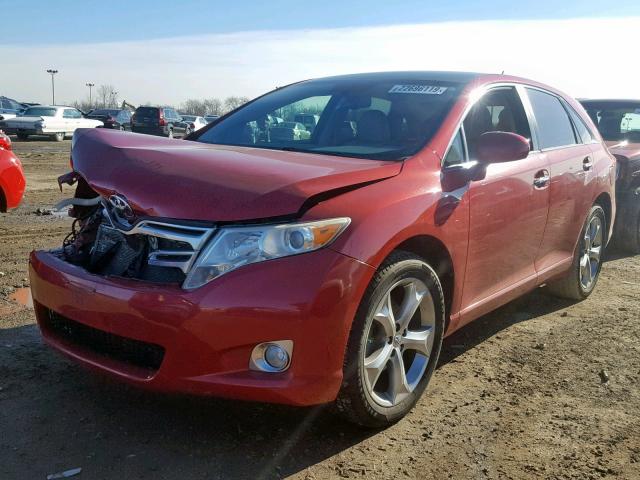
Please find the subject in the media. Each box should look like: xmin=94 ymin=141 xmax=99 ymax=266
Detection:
xmin=0 ymin=139 xmax=638 ymax=480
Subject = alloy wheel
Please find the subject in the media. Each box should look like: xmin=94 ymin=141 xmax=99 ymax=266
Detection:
xmin=363 ymin=278 xmax=436 ymax=407
xmin=580 ymin=215 xmax=603 ymax=290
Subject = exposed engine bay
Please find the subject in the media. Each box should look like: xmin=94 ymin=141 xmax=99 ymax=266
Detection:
xmin=54 ymin=172 xmax=214 ymax=286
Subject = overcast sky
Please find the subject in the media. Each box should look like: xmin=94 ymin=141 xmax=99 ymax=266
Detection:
xmin=1 ymin=12 xmax=639 ymax=106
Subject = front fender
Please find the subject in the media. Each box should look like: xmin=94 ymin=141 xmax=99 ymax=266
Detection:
xmin=304 ymin=154 xmax=470 ymax=323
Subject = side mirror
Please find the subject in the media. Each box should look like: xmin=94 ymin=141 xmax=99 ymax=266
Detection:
xmin=477 ymin=131 xmax=530 ymax=164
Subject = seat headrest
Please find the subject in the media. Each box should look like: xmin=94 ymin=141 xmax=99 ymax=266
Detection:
xmin=357 ymin=110 xmax=391 ymax=144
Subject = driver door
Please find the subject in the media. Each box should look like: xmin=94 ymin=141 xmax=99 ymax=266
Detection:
xmin=459 ymin=86 xmax=550 ymax=323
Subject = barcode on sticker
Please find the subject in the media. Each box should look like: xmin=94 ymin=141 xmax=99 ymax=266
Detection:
xmin=389 ymin=85 xmax=448 ymax=95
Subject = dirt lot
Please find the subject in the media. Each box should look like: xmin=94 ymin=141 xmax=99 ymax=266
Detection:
xmin=1 ymin=139 xmax=639 ymax=480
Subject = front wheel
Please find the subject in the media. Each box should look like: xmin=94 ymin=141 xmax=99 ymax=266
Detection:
xmin=16 ymin=133 xmax=29 ymax=141
xmin=336 ymin=251 xmax=445 ymax=428
xmin=546 ymin=205 xmax=606 ymax=300
xmin=167 ymin=128 xmax=173 ymax=139
xmin=52 ymin=132 xmax=65 ymax=142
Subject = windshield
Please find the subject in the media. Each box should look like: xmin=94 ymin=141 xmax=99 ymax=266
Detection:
xmin=24 ymin=107 xmax=57 ymax=117
xmin=195 ymin=77 xmax=464 ymax=160
xmin=581 ymin=101 xmax=640 ymax=142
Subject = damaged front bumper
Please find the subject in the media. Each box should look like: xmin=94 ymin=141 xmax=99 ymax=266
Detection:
xmin=29 ymin=238 xmax=374 ymax=406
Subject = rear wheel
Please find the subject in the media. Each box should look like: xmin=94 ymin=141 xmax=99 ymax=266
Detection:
xmin=336 ymin=251 xmax=445 ymax=428
xmin=546 ymin=205 xmax=606 ymax=300
xmin=52 ymin=132 xmax=65 ymax=142
xmin=16 ymin=133 xmax=28 ymax=141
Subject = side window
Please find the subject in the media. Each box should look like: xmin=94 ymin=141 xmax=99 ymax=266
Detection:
xmin=463 ymin=87 xmax=532 ymax=159
xmin=443 ymin=129 xmax=466 ymax=167
xmin=63 ymin=109 xmax=74 ymax=118
xmin=526 ymin=88 xmax=577 ymax=149
xmin=566 ymin=105 xmax=594 ymax=143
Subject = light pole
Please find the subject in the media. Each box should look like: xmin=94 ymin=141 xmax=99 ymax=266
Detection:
xmin=46 ymin=69 xmax=58 ymax=104
xmin=86 ymin=82 xmax=95 ymax=108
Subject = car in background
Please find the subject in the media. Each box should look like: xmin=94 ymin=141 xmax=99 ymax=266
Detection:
xmin=131 ymin=106 xmax=188 ymax=138
xmin=0 ymin=131 xmax=26 ymax=212
xmin=86 ymin=109 xmax=132 ymax=131
xmin=269 ymin=121 xmax=311 ymax=141
xmin=294 ymin=113 xmax=320 ymax=132
xmin=0 ymin=96 xmax=27 ymax=120
xmin=581 ymin=99 xmax=640 ymax=252
xmin=0 ymin=106 xmax=103 ymax=141
xmin=180 ymin=115 xmax=208 ymax=133
xmin=204 ymin=114 xmax=220 ymax=123
xmin=30 ymin=72 xmax=615 ymax=427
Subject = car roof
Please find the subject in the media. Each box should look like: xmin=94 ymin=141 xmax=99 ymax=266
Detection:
xmin=297 ymin=71 xmax=568 ymax=96
xmin=579 ymin=99 xmax=640 ymax=108
xmin=309 ymin=71 xmax=482 ymax=83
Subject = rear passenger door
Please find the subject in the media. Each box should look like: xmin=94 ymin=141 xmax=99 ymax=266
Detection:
xmin=524 ymin=88 xmax=594 ymax=276
xmin=459 ymin=86 xmax=550 ymax=321
xmin=62 ymin=109 xmax=80 ymax=132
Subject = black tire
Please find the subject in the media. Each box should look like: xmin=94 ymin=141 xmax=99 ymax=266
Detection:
xmin=336 ymin=251 xmax=445 ymax=428
xmin=119 ymin=125 xmax=125 ymax=131
xmin=52 ymin=132 xmax=65 ymax=142
xmin=613 ymin=192 xmax=640 ymax=254
xmin=546 ymin=205 xmax=606 ymax=300
xmin=167 ymin=128 xmax=173 ymax=139
xmin=16 ymin=133 xmax=29 ymax=141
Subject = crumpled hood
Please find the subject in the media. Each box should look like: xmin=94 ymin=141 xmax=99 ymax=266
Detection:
xmin=71 ymin=128 xmax=402 ymax=222
xmin=606 ymin=140 xmax=640 ymax=160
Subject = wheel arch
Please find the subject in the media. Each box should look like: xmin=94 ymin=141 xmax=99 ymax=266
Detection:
xmin=389 ymin=235 xmax=455 ymax=327
xmin=594 ymin=191 xmax=612 ymax=242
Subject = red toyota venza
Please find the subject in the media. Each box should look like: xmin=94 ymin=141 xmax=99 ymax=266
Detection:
xmin=30 ymin=72 xmax=615 ymax=426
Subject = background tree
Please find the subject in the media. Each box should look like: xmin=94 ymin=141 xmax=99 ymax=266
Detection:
xmin=95 ymin=84 xmax=119 ymax=108
xmin=204 ymin=98 xmax=223 ymax=116
xmin=224 ymin=96 xmax=250 ymax=113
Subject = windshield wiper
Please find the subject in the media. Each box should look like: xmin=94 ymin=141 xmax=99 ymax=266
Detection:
xmin=279 ymin=146 xmax=405 ymax=161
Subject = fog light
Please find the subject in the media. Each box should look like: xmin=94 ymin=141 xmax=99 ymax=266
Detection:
xmin=265 ymin=344 xmax=289 ymax=370
xmin=250 ymin=340 xmax=293 ymax=372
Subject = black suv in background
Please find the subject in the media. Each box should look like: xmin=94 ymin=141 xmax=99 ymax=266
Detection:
xmin=131 ymin=106 xmax=188 ymax=138
xmin=87 ymin=109 xmax=132 ymax=130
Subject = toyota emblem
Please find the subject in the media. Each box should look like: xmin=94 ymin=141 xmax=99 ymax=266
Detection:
xmin=108 ymin=194 xmax=134 ymax=219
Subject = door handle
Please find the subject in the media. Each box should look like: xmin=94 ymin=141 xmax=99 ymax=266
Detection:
xmin=533 ymin=169 xmax=550 ymax=189
xmin=583 ymin=156 xmax=593 ymax=171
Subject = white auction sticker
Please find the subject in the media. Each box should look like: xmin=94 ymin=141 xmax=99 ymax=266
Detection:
xmin=388 ymin=85 xmax=448 ymax=95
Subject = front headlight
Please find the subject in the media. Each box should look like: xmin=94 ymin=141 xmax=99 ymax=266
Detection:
xmin=183 ymin=217 xmax=351 ymax=289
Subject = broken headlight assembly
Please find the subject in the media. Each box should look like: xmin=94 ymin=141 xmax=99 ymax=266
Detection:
xmin=183 ymin=218 xmax=351 ymax=289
